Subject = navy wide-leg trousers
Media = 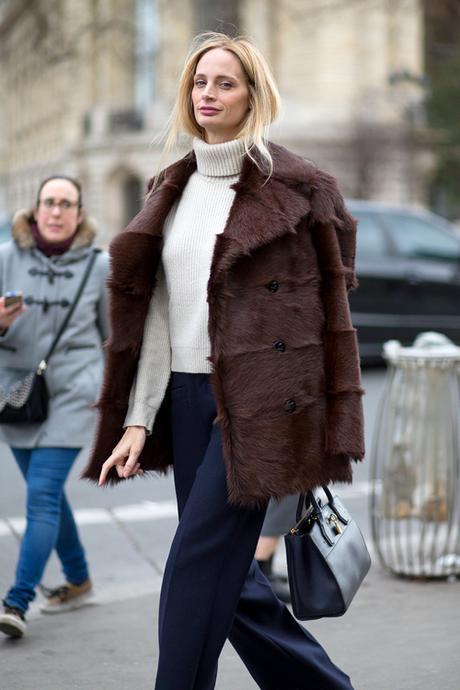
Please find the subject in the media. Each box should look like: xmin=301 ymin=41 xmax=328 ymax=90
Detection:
xmin=155 ymin=373 xmax=354 ymax=690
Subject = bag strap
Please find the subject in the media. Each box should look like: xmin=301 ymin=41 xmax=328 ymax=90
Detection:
xmin=321 ymin=486 xmax=349 ymax=525
xmin=36 ymin=249 xmax=101 ymax=374
xmin=292 ymin=491 xmax=332 ymax=545
xmin=295 ymin=490 xmax=322 ymax=523
xmin=293 ymin=486 xmax=350 ymax=541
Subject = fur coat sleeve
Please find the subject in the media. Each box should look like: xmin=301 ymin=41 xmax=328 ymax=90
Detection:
xmin=309 ymin=170 xmax=364 ymax=460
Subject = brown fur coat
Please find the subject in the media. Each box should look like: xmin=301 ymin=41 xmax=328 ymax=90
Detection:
xmin=82 ymin=142 xmax=364 ymax=507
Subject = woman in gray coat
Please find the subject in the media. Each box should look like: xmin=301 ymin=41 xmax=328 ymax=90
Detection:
xmin=0 ymin=175 xmax=108 ymax=639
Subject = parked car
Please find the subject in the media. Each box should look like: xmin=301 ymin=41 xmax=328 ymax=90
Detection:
xmin=347 ymin=201 xmax=460 ymax=364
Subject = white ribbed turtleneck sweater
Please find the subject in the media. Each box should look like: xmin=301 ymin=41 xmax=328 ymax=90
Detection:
xmin=124 ymin=137 xmax=245 ymax=432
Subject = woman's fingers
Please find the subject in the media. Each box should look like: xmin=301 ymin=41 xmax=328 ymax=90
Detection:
xmin=98 ymin=448 xmax=126 ymax=486
xmin=98 ymin=428 xmax=147 ymax=486
xmin=98 ymin=458 xmax=143 ymax=485
xmin=122 ymin=447 xmax=142 ymax=478
xmin=0 ymin=303 xmax=26 ymax=329
xmin=98 ymin=457 xmax=113 ymax=486
xmin=115 ymin=461 xmax=142 ymax=479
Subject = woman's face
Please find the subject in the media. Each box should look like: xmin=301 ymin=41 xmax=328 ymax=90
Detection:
xmin=192 ymin=48 xmax=250 ymax=144
xmin=34 ymin=178 xmax=82 ymax=244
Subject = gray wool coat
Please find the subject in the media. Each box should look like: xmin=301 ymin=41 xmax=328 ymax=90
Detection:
xmin=0 ymin=210 xmax=109 ymax=448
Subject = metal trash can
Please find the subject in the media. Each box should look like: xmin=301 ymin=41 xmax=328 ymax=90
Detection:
xmin=370 ymin=332 xmax=460 ymax=578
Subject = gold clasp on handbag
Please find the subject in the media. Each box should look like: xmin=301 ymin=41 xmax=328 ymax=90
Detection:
xmin=290 ymin=520 xmax=304 ymax=536
xmin=328 ymin=513 xmax=343 ymax=535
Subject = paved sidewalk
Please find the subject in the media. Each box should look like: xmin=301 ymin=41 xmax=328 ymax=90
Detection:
xmin=1 ymin=509 xmax=459 ymax=690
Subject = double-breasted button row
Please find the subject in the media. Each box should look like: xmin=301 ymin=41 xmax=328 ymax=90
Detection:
xmin=272 ymin=339 xmax=286 ymax=353
xmin=267 ymin=279 xmax=279 ymax=293
xmin=270 ymin=301 xmax=293 ymax=409
xmin=284 ymin=399 xmax=297 ymax=413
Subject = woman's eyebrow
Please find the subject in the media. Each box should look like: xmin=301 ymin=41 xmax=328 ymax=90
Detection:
xmin=194 ymin=73 xmax=239 ymax=81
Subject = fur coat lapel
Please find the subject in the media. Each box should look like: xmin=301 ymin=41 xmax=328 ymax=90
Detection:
xmin=110 ymin=142 xmax=314 ymax=294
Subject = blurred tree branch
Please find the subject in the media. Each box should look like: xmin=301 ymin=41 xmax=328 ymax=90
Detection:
xmin=423 ymin=0 xmax=460 ymax=217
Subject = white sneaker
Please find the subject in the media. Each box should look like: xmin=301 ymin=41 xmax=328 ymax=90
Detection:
xmin=39 ymin=579 xmax=93 ymax=614
xmin=0 ymin=606 xmax=27 ymax=638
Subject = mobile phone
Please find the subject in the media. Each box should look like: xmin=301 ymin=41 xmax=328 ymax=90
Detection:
xmin=4 ymin=291 xmax=23 ymax=309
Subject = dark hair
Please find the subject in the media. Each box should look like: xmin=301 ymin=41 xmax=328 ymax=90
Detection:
xmin=36 ymin=175 xmax=83 ymax=208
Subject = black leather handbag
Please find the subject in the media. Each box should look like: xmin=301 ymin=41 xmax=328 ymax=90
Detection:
xmin=284 ymin=486 xmax=371 ymax=620
xmin=0 ymin=249 xmax=99 ymax=424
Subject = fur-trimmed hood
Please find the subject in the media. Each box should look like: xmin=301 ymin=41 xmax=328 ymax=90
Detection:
xmin=11 ymin=208 xmax=97 ymax=251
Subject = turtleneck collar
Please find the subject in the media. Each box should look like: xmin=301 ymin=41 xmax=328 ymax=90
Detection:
xmin=193 ymin=137 xmax=246 ymax=178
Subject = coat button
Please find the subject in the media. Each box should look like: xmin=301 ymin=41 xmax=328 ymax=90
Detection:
xmin=267 ymin=280 xmax=279 ymax=293
xmin=273 ymin=340 xmax=286 ymax=352
xmin=285 ymin=399 xmax=297 ymax=413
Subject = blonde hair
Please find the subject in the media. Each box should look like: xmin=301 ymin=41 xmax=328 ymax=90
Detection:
xmin=160 ymin=32 xmax=280 ymax=176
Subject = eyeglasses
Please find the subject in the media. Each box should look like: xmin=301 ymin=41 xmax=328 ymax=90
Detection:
xmin=39 ymin=198 xmax=79 ymax=211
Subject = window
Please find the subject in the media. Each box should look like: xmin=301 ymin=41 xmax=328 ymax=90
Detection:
xmin=353 ymin=212 xmax=387 ymax=258
xmin=135 ymin=0 xmax=159 ymax=111
xmin=383 ymin=213 xmax=460 ymax=261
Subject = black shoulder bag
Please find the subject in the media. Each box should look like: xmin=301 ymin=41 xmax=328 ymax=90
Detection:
xmin=284 ymin=486 xmax=371 ymax=619
xmin=0 ymin=249 xmax=99 ymax=424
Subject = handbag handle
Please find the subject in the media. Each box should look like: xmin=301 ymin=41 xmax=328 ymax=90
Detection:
xmin=36 ymin=249 xmax=101 ymax=375
xmin=292 ymin=486 xmax=350 ymax=545
xmin=296 ymin=487 xmax=349 ymax=524
xmin=293 ymin=491 xmax=333 ymax=545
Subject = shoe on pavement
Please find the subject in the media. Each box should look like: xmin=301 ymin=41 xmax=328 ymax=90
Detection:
xmin=39 ymin=579 xmax=93 ymax=614
xmin=0 ymin=605 xmax=27 ymax=638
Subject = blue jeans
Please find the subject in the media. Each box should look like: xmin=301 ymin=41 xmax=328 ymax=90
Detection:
xmin=3 ymin=447 xmax=90 ymax=614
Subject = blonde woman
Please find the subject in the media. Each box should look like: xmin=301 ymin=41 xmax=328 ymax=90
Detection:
xmin=83 ymin=32 xmax=364 ymax=690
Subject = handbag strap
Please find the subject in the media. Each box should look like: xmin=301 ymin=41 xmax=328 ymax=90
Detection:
xmin=292 ymin=491 xmax=332 ymax=545
xmin=295 ymin=491 xmax=322 ymax=522
xmin=37 ymin=249 xmax=101 ymax=374
xmin=294 ymin=486 xmax=350 ymax=542
xmin=320 ymin=486 xmax=349 ymax=525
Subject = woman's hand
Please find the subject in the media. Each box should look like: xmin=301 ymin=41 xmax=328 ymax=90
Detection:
xmin=0 ymin=296 xmax=26 ymax=331
xmin=98 ymin=426 xmax=147 ymax=486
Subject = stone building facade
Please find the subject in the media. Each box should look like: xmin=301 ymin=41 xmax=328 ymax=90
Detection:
xmin=0 ymin=0 xmax=426 ymax=244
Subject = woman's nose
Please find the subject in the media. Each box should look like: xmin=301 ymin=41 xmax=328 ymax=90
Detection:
xmin=203 ymin=85 xmax=216 ymax=99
